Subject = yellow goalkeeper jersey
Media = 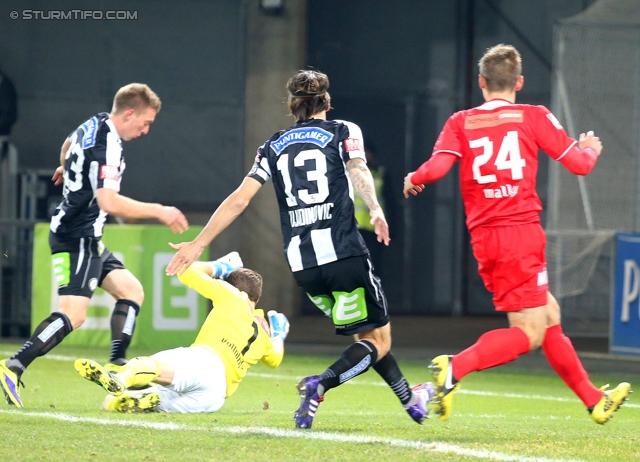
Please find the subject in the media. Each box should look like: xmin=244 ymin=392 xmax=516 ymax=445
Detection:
xmin=178 ymin=263 xmax=283 ymax=397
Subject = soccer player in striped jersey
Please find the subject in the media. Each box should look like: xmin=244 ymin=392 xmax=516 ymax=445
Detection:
xmin=0 ymin=84 xmax=188 ymax=408
xmin=404 ymin=44 xmax=630 ymax=424
xmin=166 ymin=70 xmax=433 ymax=428
xmin=75 ymin=253 xmax=288 ymax=413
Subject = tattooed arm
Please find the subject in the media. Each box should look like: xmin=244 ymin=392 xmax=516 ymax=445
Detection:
xmin=346 ymin=157 xmax=390 ymax=246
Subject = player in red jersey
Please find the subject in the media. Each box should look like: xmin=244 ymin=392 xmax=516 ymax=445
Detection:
xmin=403 ymin=44 xmax=630 ymax=424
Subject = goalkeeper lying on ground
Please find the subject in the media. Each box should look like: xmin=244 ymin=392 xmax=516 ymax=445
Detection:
xmin=74 ymin=252 xmax=289 ymax=413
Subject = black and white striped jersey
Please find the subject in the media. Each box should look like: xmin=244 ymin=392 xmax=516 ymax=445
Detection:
xmin=248 ymin=118 xmax=369 ymax=272
xmin=50 ymin=113 xmax=125 ymax=239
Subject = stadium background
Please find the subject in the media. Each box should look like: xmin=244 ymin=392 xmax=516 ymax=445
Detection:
xmin=0 ymin=0 xmax=619 ymax=352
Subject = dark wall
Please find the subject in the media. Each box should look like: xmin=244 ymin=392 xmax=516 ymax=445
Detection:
xmin=0 ymin=0 xmax=247 ymax=210
xmin=307 ymin=0 xmax=598 ymax=315
xmin=0 ymin=0 xmax=601 ymax=318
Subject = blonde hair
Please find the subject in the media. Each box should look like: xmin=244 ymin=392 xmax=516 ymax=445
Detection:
xmin=112 ymin=83 xmax=161 ymax=114
xmin=478 ymin=44 xmax=522 ymax=92
xmin=286 ymin=70 xmax=331 ymax=121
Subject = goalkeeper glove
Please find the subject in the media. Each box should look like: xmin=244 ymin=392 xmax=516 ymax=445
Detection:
xmin=267 ymin=310 xmax=290 ymax=342
xmin=210 ymin=251 xmax=243 ymax=279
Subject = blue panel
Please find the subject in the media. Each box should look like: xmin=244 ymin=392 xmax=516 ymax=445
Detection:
xmin=612 ymin=233 xmax=640 ymax=356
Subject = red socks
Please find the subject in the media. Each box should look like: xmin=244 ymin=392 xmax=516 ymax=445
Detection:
xmin=542 ymin=324 xmax=602 ymax=407
xmin=450 ymin=324 xmax=603 ymax=408
xmin=452 ymin=327 xmax=530 ymax=380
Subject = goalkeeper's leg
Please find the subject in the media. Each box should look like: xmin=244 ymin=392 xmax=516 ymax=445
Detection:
xmin=116 ymin=356 xmax=161 ymax=389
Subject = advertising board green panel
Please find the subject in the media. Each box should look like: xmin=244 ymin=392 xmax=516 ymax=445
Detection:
xmin=31 ymin=223 xmax=207 ymax=350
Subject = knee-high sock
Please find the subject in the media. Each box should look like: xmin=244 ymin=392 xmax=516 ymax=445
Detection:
xmin=117 ymin=356 xmax=160 ymax=389
xmin=452 ymin=327 xmax=530 ymax=381
xmin=109 ymin=299 xmax=140 ymax=363
xmin=317 ymin=340 xmax=378 ymax=396
xmin=542 ymin=324 xmax=603 ymax=407
xmin=373 ymin=352 xmax=414 ymax=407
xmin=6 ymin=312 xmax=73 ymax=374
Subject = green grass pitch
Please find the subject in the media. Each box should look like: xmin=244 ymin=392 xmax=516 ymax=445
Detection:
xmin=1 ymin=342 xmax=638 ymax=461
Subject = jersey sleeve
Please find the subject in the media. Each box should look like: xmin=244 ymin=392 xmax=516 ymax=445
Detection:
xmin=259 ymin=337 xmax=284 ymax=368
xmin=247 ymin=143 xmax=272 ymax=185
xmin=556 ymin=145 xmax=598 ymax=175
xmin=532 ymin=106 xmax=578 ymax=161
xmin=411 ymin=152 xmax=458 ymax=185
xmin=336 ymin=120 xmax=366 ymax=162
xmin=177 ymin=262 xmax=245 ymax=310
xmin=432 ymin=114 xmax=465 ymax=158
xmin=410 ymin=115 xmax=461 ymax=184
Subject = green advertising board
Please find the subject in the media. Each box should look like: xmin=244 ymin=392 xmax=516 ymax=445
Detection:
xmin=32 ymin=223 xmax=208 ymax=350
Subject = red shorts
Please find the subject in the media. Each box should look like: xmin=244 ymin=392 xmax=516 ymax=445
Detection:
xmin=470 ymin=223 xmax=548 ymax=312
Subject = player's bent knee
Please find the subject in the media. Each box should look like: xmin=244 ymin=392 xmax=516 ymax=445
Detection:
xmin=368 ymin=337 xmax=391 ymax=359
xmin=102 ymin=270 xmax=145 ymax=305
xmin=357 ymin=327 xmax=391 ymax=358
xmin=129 ymin=284 xmax=144 ymax=306
xmin=63 ymin=311 xmax=86 ymax=329
xmin=58 ymin=297 xmax=89 ymax=329
xmin=118 ymin=279 xmax=144 ymax=306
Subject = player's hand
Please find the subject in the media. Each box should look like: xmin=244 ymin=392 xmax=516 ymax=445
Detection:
xmin=158 ymin=206 xmax=189 ymax=234
xmin=52 ymin=166 xmax=64 ymax=186
xmin=166 ymin=240 xmax=205 ymax=276
xmin=370 ymin=206 xmax=390 ymax=246
xmin=267 ymin=310 xmax=290 ymax=342
xmin=578 ymin=130 xmax=603 ymax=157
xmin=403 ymin=172 xmax=424 ymax=198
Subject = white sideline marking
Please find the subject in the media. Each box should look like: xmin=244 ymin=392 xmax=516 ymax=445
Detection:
xmin=1 ymin=351 xmax=637 ymax=409
xmin=0 ymin=350 xmax=77 ymax=362
xmin=0 ymin=409 xmax=582 ymax=462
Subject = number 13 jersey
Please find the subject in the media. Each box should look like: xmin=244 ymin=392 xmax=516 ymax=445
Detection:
xmin=248 ymin=118 xmax=368 ymax=272
xmin=433 ymin=99 xmax=577 ymax=231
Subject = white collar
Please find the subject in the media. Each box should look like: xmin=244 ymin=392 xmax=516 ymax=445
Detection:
xmin=105 ymin=118 xmax=122 ymax=142
xmin=476 ymin=99 xmax=514 ymax=111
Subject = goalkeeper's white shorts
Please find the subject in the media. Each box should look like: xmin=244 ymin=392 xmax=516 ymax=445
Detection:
xmin=151 ymin=345 xmax=226 ymax=413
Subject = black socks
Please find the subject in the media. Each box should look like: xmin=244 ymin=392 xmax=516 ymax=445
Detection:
xmin=373 ymin=352 xmax=414 ymax=406
xmin=7 ymin=312 xmax=73 ymax=375
xmin=109 ymin=299 xmax=140 ymax=363
xmin=318 ymin=340 xmax=378 ymax=396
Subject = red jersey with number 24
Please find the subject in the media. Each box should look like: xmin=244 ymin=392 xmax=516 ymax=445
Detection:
xmin=433 ymin=99 xmax=576 ymax=231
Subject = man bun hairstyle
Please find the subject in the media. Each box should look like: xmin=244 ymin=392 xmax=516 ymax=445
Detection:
xmin=112 ymin=83 xmax=162 ymax=115
xmin=226 ymin=268 xmax=263 ymax=303
xmin=287 ymin=70 xmax=331 ymax=121
xmin=478 ymin=44 xmax=522 ymax=92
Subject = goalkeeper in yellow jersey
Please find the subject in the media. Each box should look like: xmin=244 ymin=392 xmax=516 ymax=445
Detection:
xmin=74 ymin=252 xmax=289 ymax=413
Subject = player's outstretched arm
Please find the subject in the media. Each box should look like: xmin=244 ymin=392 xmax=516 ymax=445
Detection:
xmin=404 ymin=153 xmax=457 ymax=198
xmin=166 ymin=177 xmax=262 ymax=276
xmin=96 ymin=188 xmax=188 ymax=233
xmin=347 ymin=157 xmax=390 ymax=246
xmin=176 ymin=261 xmax=236 ymax=304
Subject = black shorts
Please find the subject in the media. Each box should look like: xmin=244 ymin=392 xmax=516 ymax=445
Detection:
xmin=293 ymin=254 xmax=389 ymax=336
xmin=49 ymin=232 xmax=125 ymax=298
